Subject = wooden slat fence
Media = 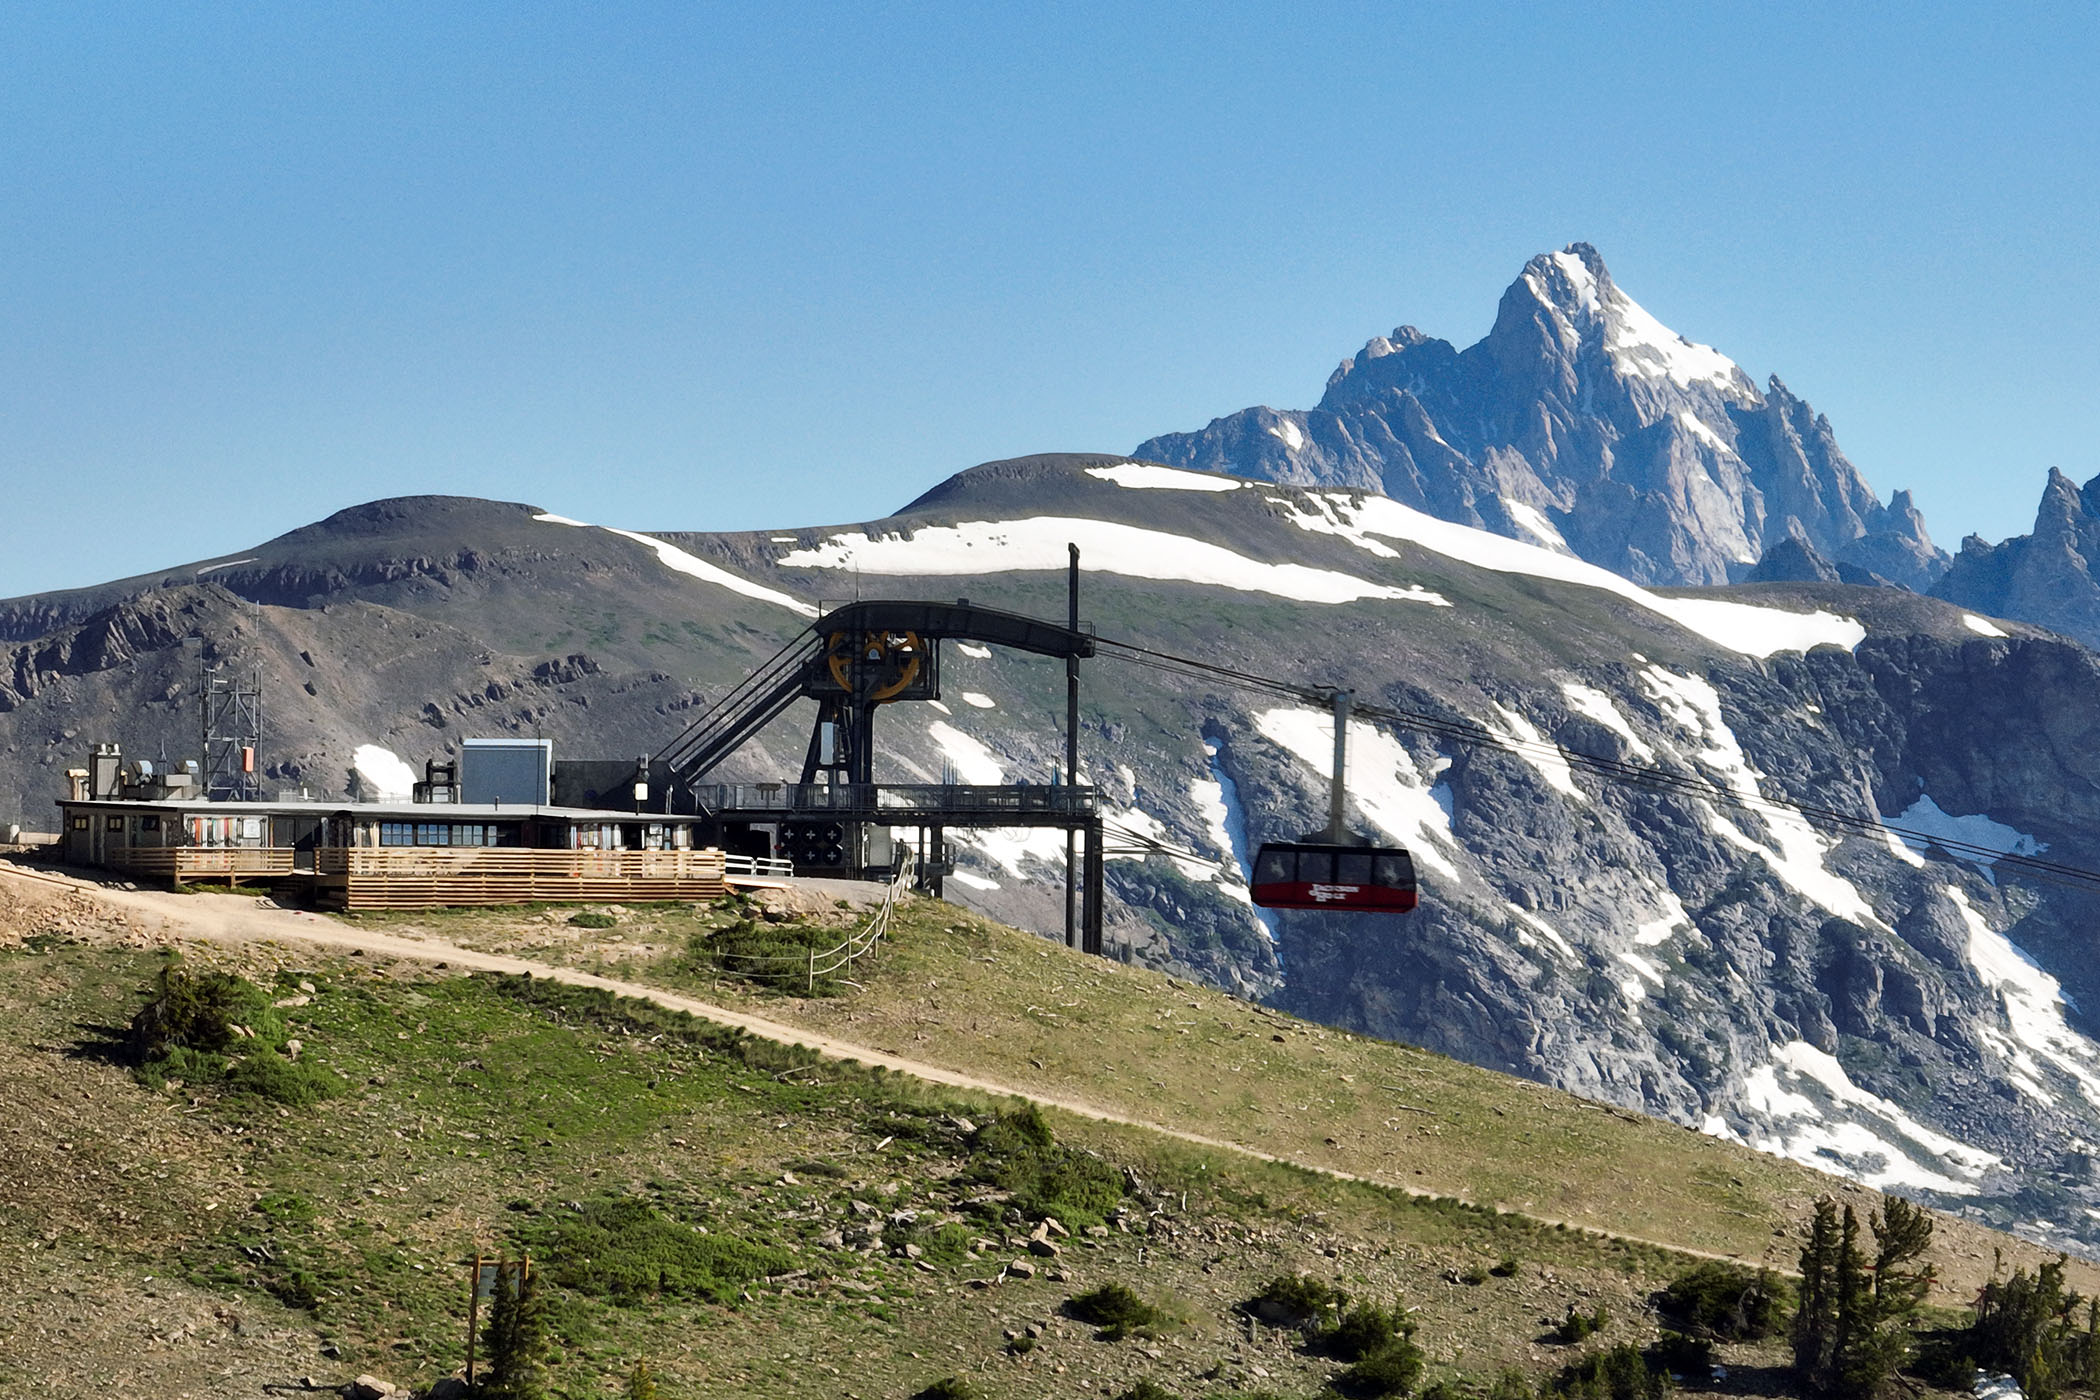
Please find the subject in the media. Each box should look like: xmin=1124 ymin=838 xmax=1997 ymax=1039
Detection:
xmin=315 ymin=846 xmax=729 ymax=910
xmin=108 ymin=847 xmax=298 ymax=881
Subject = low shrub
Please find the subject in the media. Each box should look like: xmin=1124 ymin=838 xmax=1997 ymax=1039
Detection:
xmin=126 ymin=961 xmax=332 ymax=1104
xmin=1908 ymin=1330 xmax=1978 ymax=1393
xmin=1116 ymin=1382 xmax=1180 ymax=1400
xmin=1547 ymin=1345 xmax=1669 ymax=1400
xmin=1548 ymin=1305 xmax=1608 ymax=1344
xmin=1644 ymin=1333 xmax=1713 ymax=1385
xmin=1654 ymin=1261 xmax=1790 ymax=1340
xmin=1329 ymin=1341 xmax=1426 ymax=1399
xmin=1417 ymin=1379 xmax=1477 ymax=1400
xmin=568 ymin=911 xmax=618 ymax=929
xmin=691 ymin=919 xmax=850 ymax=995
xmin=1488 ymin=1369 xmax=1536 ymax=1400
xmin=969 ymin=1108 xmax=1124 ymax=1228
xmin=534 ymin=1197 xmax=791 ymax=1304
xmin=129 ymin=960 xmax=280 ymax=1064
xmin=224 ymin=1052 xmax=345 ymax=1107
xmin=1324 ymin=1302 xmax=1415 ymax=1363
xmin=1490 ymin=1256 xmax=1522 ymax=1278
xmin=1067 ymin=1282 xmax=1168 ymax=1340
xmin=911 ymin=1379 xmax=979 ymax=1400
xmin=1248 ymin=1272 xmax=1347 ymax=1327
xmin=136 ymin=1043 xmax=229 ymax=1090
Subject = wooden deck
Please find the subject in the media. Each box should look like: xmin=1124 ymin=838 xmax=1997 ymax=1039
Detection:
xmin=107 ymin=847 xmax=298 ymax=881
xmin=314 ymin=846 xmax=729 ymax=910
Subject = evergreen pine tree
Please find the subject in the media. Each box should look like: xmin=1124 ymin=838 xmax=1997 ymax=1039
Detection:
xmin=1794 ymin=1198 xmax=1840 ymax=1390
xmin=482 ymin=1260 xmax=548 ymax=1400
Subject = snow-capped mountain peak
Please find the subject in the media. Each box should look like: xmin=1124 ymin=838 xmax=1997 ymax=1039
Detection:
xmin=1137 ymin=242 xmax=1947 ymax=591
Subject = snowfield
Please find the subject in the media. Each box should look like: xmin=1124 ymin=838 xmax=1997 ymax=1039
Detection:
xmin=533 ymin=513 xmax=818 ymax=616
xmin=776 ymin=516 xmax=1452 ymax=608
xmin=1254 ymin=706 xmax=1462 ymax=880
xmin=1086 ymin=462 xmax=1243 ymax=492
xmin=1739 ymin=1039 xmax=2002 ymax=1196
xmin=351 ymin=744 xmax=416 ymax=803
xmin=1270 ymin=492 xmax=1863 ymax=657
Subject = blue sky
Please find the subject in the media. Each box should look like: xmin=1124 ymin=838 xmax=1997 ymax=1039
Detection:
xmin=2 ymin=3 xmax=2095 ymax=598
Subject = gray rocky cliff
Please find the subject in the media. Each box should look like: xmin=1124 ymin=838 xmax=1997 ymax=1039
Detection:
xmin=1935 ymin=468 xmax=2100 ymax=648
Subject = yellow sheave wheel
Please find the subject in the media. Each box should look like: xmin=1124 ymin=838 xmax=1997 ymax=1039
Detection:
xmin=825 ymin=629 xmax=926 ymax=702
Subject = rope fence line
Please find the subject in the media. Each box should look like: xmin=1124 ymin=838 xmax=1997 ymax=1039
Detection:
xmin=703 ymin=851 xmax=919 ymax=991
xmin=807 ymin=848 xmax=916 ymax=991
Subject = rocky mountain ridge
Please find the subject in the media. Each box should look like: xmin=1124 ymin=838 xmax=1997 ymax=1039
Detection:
xmin=4 ymin=460 xmax=2100 ymax=1261
xmin=1933 ymin=466 xmax=2100 ymax=650
xmin=1137 ymin=243 xmax=1949 ymax=592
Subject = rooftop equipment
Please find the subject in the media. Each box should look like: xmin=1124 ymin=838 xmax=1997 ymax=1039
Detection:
xmin=461 ymin=738 xmax=553 ymax=806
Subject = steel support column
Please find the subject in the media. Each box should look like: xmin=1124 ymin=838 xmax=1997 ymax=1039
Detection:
xmin=1082 ymin=816 xmax=1104 ymax=956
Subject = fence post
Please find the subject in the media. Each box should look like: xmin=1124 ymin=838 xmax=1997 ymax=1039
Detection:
xmin=808 ymin=949 xmax=815 ymax=994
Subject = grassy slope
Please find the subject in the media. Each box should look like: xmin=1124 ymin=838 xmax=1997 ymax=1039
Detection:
xmin=1 ymin=880 xmax=2088 ymax=1399
xmin=0 ymin=933 xmax=1725 ymax=1400
xmin=341 ymin=894 xmax=2094 ymax=1303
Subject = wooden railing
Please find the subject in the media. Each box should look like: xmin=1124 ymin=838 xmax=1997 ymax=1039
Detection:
xmin=107 ymin=847 xmax=298 ymax=880
xmin=315 ymin=846 xmax=729 ymax=910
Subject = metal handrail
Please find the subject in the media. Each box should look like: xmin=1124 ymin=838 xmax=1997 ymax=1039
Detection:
xmin=693 ymin=782 xmax=1098 ymax=817
xmin=721 ymin=852 xmax=795 ymax=879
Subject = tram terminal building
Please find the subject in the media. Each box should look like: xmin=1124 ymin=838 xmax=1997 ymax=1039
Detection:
xmin=55 ymin=739 xmax=734 ymax=910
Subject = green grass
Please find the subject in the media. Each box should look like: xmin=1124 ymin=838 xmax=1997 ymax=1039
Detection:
xmin=0 ymin=935 xmax=1790 ymax=1398
xmin=321 ymin=892 xmax=2099 ymax=1308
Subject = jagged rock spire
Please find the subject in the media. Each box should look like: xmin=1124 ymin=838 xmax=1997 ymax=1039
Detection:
xmin=1136 ymin=243 xmax=1948 ymax=590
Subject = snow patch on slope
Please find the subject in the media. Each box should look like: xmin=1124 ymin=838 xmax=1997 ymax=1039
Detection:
xmin=1674 ymin=410 xmax=1736 ymax=455
xmin=1641 ymin=666 xmax=1885 ymax=928
xmin=1738 ymin=1039 xmax=2002 ymax=1196
xmin=1255 ymin=707 xmax=1462 ymax=880
xmin=1271 ymin=492 xmax=1862 ymax=657
xmin=351 ymin=745 xmax=417 ymax=803
xmin=1087 ymin=463 xmax=1243 ymax=492
xmin=1890 ymin=796 xmax=2044 ymax=879
xmin=777 ymin=517 xmax=1450 ymax=608
xmin=1963 ymin=613 xmax=2009 ymax=639
xmin=1541 ymin=249 xmax=1749 ymax=394
xmin=1206 ymin=742 xmax=1278 ymax=944
xmin=1486 ymin=704 xmax=1584 ymax=801
xmin=533 ymin=514 xmax=818 ymax=616
xmin=1560 ymin=682 xmax=1657 ymax=761
xmin=928 ymin=721 xmax=1004 ymax=786
xmin=1950 ymin=887 xmax=2100 ymax=1109
xmin=1503 ymin=499 xmax=1569 ymax=550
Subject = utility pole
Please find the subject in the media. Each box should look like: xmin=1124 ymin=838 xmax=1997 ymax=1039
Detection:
xmin=1065 ymin=544 xmax=1081 ymax=949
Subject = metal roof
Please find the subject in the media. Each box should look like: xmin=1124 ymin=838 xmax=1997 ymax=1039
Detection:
xmin=56 ymin=797 xmax=692 ymax=822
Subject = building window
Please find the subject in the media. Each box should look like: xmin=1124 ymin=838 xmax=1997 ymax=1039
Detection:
xmin=379 ymin=822 xmax=415 ymax=847
xmin=139 ymin=816 xmax=160 ymax=832
xmin=107 ymin=816 xmax=125 ymax=832
xmin=70 ymin=816 xmax=89 ymax=831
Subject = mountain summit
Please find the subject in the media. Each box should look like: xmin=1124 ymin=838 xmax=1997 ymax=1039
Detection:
xmin=1136 ymin=243 xmax=1947 ymax=590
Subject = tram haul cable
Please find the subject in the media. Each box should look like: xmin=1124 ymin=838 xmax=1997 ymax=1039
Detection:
xmin=1090 ymin=634 xmax=2100 ymax=898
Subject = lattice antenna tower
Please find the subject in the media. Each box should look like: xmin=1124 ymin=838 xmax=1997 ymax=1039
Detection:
xmin=199 ymin=632 xmax=263 ymax=802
